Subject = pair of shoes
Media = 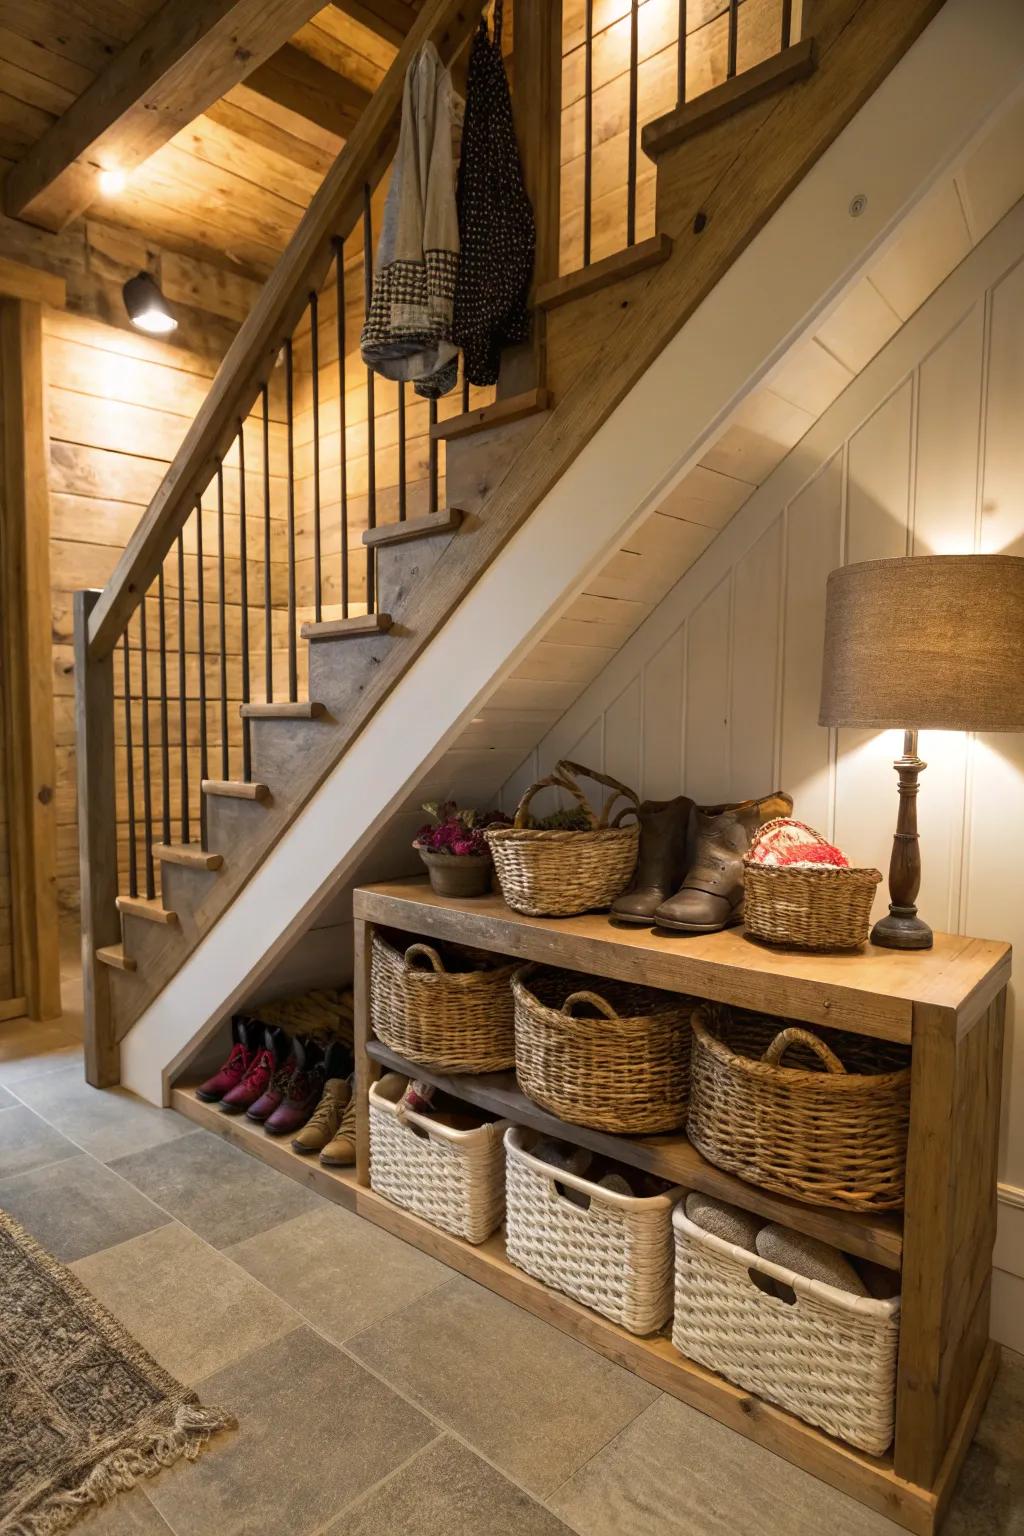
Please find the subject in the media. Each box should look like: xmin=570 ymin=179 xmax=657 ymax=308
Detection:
xmin=610 ymin=791 xmax=794 ymax=933
xmin=197 ymin=1035 xmax=326 ymax=1137
xmin=291 ymin=1076 xmax=357 ymax=1166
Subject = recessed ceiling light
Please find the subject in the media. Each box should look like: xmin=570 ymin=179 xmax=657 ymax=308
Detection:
xmin=98 ymin=167 xmax=127 ymax=196
xmin=122 ymin=271 xmax=178 ymax=334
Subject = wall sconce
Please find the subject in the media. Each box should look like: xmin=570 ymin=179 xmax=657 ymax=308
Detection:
xmin=122 ymin=271 xmax=178 ymax=335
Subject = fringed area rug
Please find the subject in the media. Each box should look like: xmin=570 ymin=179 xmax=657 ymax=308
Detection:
xmin=0 ymin=1209 xmax=235 ymax=1535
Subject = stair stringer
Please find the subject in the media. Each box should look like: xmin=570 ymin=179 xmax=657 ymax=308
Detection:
xmin=119 ymin=0 xmax=1024 ymax=1104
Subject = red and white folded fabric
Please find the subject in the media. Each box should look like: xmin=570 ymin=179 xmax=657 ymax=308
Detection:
xmin=746 ymin=817 xmax=849 ymax=870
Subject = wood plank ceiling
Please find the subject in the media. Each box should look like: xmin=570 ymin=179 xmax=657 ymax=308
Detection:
xmin=0 ymin=0 xmax=416 ymax=279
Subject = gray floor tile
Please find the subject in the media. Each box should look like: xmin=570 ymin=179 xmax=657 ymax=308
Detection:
xmin=0 ymin=1104 xmax=79 ymax=1178
xmin=945 ymin=1347 xmax=1024 ymax=1535
xmin=225 ymin=1205 xmax=452 ymax=1342
xmin=72 ymin=1222 xmax=301 ymax=1386
xmin=0 ymin=1083 xmax=16 ymax=1108
xmin=0 ymin=1020 xmax=82 ymax=1085
xmin=108 ymin=1128 xmax=320 ymax=1247
xmin=0 ymin=1154 xmax=170 ymax=1262
xmin=70 ymin=1488 xmax=174 ymax=1534
xmin=335 ymin=1436 xmax=575 ymax=1536
xmin=549 ymin=1393 xmax=897 ymax=1536
xmin=13 ymin=1064 xmax=193 ymax=1162
xmin=347 ymin=1276 xmax=658 ymax=1498
xmin=146 ymin=1325 xmax=437 ymax=1536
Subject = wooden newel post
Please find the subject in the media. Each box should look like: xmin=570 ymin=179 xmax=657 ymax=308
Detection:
xmin=74 ymin=588 xmax=122 ymax=1087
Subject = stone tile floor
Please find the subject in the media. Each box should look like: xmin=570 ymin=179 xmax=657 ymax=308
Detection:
xmin=1 ymin=984 xmax=1022 ymax=1535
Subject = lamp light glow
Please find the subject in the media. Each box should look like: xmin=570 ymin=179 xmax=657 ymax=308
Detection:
xmin=97 ymin=166 xmax=127 ymax=196
xmin=122 ymin=271 xmax=178 ymax=335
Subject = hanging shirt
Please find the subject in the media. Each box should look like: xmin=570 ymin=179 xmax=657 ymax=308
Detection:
xmin=361 ymin=42 xmax=461 ymax=398
xmin=452 ymin=0 xmax=536 ymax=389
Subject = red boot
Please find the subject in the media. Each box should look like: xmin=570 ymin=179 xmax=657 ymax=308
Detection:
xmin=195 ymin=1041 xmax=254 ymax=1104
xmin=220 ymin=1047 xmax=276 ymax=1115
xmin=264 ymin=1064 xmax=325 ymax=1137
xmin=246 ymin=1057 xmax=297 ymax=1124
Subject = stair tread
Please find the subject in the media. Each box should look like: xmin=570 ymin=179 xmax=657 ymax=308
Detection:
xmin=536 ymin=234 xmax=673 ymax=312
xmin=240 ymin=701 xmax=327 ymax=719
xmin=116 ymin=895 xmax=178 ymax=926
xmin=96 ymin=943 xmax=137 ymax=972
xmin=643 ymin=38 xmax=816 ymax=160
xmin=202 ymin=778 xmax=271 ymax=802
xmin=153 ymin=842 xmax=224 ymax=871
xmin=363 ymin=509 xmax=463 ymax=549
xmin=429 ymin=389 xmax=549 ymax=442
xmin=302 ymin=612 xmax=393 ymax=641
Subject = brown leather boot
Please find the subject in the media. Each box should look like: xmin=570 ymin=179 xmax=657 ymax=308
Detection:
xmin=610 ymin=796 xmax=694 ymax=925
xmin=654 ymin=791 xmax=793 ymax=933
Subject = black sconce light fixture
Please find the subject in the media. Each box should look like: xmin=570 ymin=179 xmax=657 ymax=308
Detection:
xmin=122 ymin=271 xmax=178 ymax=335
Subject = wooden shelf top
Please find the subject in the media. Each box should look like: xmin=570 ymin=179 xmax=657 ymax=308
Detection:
xmin=366 ymin=1039 xmax=903 ymax=1270
xmin=354 ymin=880 xmax=1011 ymax=1042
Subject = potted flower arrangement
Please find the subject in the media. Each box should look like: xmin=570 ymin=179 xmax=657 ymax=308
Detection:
xmin=413 ymin=801 xmax=510 ymax=898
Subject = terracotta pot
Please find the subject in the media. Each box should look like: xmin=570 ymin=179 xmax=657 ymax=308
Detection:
xmin=416 ymin=847 xmax=493 ymax=898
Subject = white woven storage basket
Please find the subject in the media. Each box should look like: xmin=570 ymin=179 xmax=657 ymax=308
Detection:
xmin=504 ymin=1127 xmax=683 ymax=1335
xmin=369 ymin=1074 xmax=510 ymax=1244
xmin=672 ymin=1207 xmax=901 ymax=1455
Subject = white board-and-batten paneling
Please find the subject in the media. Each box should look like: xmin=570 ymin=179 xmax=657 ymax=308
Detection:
xmin=500 ymin=200 xmax=1024 ymax=1347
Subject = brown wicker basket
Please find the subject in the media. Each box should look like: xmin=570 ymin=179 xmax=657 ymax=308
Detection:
xmin=370 ymin=930 xmax=516 ymax=1073
xmin=486 ymin=760 xmax=639 ymax=917
xmin=744 ymin=862 xmax=882 ymax=950
xmin=687 ymin=1004 xmax=911 ymax=1210
xmin=512 ymin=965 xmax=693 ymax=1133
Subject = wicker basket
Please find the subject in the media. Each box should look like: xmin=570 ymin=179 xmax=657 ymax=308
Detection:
xmin=370 ymin=929 xmax=515 ymax=1073
xmin=672 ymin=1207 xmax=901 ymax=1454
xmin=688 ymin=1005 xmax=910 ymax=1210
xmin=485 ymin=760 xmax=639 ymax=917
xmin=512 ymin=965 xmax=693 ymax=1133
xmin=505 ymin=1127 xmax=683 ymax=1334
xmin=744 ymin=862 xmax=882 ymax=950
xmin=368 ymin=1074 xmax=510 ymax=1243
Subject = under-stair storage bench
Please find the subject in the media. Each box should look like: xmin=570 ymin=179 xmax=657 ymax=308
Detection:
xmin=348 ymin=879 xmax=1010 ymax=1536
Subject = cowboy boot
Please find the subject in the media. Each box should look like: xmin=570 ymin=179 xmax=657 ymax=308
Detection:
xmin=610 ymin=796 xmax=694 ymax=925
xmin=654 ymin=791 xmax=793 ymax=933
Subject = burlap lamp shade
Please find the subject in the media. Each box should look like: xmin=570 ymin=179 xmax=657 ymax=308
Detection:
xmin=818 ymin=554 xmax=1024 ymax=949
xmin=819 ymin=555 xmax=1024 ymax=732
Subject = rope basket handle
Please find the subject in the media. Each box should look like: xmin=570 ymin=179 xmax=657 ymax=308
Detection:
xmin=563 ymin=990 xmax=620 ymax=1020
xmin=403 ymin=942 xmax=446 ymax=974
xmin=762 ymin=1026 xmax=846 ymax=1074
xmin=513 ymin=769 xmax=595 ymax=830
xmin=556 ymin=760 xmax=641 ymax=829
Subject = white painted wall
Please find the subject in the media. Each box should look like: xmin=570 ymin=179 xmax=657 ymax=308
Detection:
xmin=502 ymin=195 xmax=1024 ymax=1351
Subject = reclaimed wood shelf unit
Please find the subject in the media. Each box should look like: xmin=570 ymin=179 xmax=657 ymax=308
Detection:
xmin=174 ymin=877 xmax=1010 ymax=1536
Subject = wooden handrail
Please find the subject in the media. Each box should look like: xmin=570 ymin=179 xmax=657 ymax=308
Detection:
xmin=86 ymin=0 xmax=477 ymax=661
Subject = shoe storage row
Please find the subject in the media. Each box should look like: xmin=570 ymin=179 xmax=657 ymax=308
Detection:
xmin=173 ymin=876 xmax=1011 ymax=1536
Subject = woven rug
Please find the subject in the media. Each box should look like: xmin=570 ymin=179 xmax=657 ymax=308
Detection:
xmin=0 ymin=1209 xmax=235 ymax=1535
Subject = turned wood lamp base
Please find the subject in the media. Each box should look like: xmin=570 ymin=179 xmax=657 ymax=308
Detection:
xmin=871 ymin=728 xmax=934 ymax=951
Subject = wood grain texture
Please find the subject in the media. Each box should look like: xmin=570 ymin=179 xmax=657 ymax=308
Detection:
xmin=428 ymin=389 xmax=551 ymax=442
xmin=642 ymin=38 xmax=817 ymax=159
xmin=537 ymin=233 xmax=673 ymax=312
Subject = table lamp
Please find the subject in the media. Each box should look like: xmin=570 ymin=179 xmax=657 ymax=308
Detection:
xmin=819 ymin=554 xmax=1024 ymax=949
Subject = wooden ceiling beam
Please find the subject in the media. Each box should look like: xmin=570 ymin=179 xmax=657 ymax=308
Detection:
xmin=4 ymin=0 xmax=329 ymax=233
xmin=245 ymin=43 xmax=373 ymax=141
xmin=329 ymin=0 xmax=417 ymax=49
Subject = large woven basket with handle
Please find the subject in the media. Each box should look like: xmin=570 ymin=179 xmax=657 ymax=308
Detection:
xmin=485 ymin=760 xmax=639 ymax=917
xmin=512 ymin=965 xmax=693 ymax=1133
xmin=687 ymin=1004 xmax=910 ymax=1210
xmin=370 ymin=929 xmax=516 ymax=1074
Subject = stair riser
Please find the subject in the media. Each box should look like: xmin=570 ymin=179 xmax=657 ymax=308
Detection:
xmin=445 ymin=415 xmax=545 ymax=513
xmin=375 ymin=536 xmax=457 ymax=616
xmin=160 ymin=862 xmax=222 ymax=929
xmin=307 ymin=630 xmax=394 ymax=716
xmin=249 ymin=714 xmax=334 ymax=785
xmin=119 ymin=911 xmax=184 ymax=974
xmin=205 ymin=792 xmax=273 ymax=855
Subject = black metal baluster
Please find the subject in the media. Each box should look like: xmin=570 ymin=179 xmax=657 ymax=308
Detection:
xmin=122 ymin=632 xmax=138 ymax=898
xmin=262 ymin=383 xmax=273 ymax=702
xmin=238 ymin=420 xmax=252 ymax=782
xmin=362 ymin=185 xmax=376 ymax=613
xmin=176 ymin=532 xmax=189 ymax=844
xmin=461 ymin=365 xmax=469 ymax=415
xmin=397 ymin=382 xmax=407 ymax=521
xmin=627 ymin=0 xmax=639 ymax=247
xmin=138 ymin=597 xmax=155 ymax=898
xmin=217 ymin=462 xmax=229 ymax=775
xmin=195 ymin=498 xmax=208 ymax=845
xmin=781 ymin=0 xmax=792 ymax=47
xmin=310 ymin=289 xmax=323 ymax=622
xmin=285 ymin=337 xmax=298 ymax=697
xmin=428 ymin=397 xmax=439 ymax=515
xmin=583 ymin=0 xmax=593 ymax=266
xmin=158 ymin=566 xmax=170 ymax=845
xmin=677 ymin=0 xmax=687 ymax=105
xmin=334 ymin=240 xmax=350 ymax=620
xmin=727 ymin=0 xmax=738 ymax=78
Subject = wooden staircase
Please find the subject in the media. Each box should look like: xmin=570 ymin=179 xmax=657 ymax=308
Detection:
xmin=77 ymin=0 xmax=949 ymax=1087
